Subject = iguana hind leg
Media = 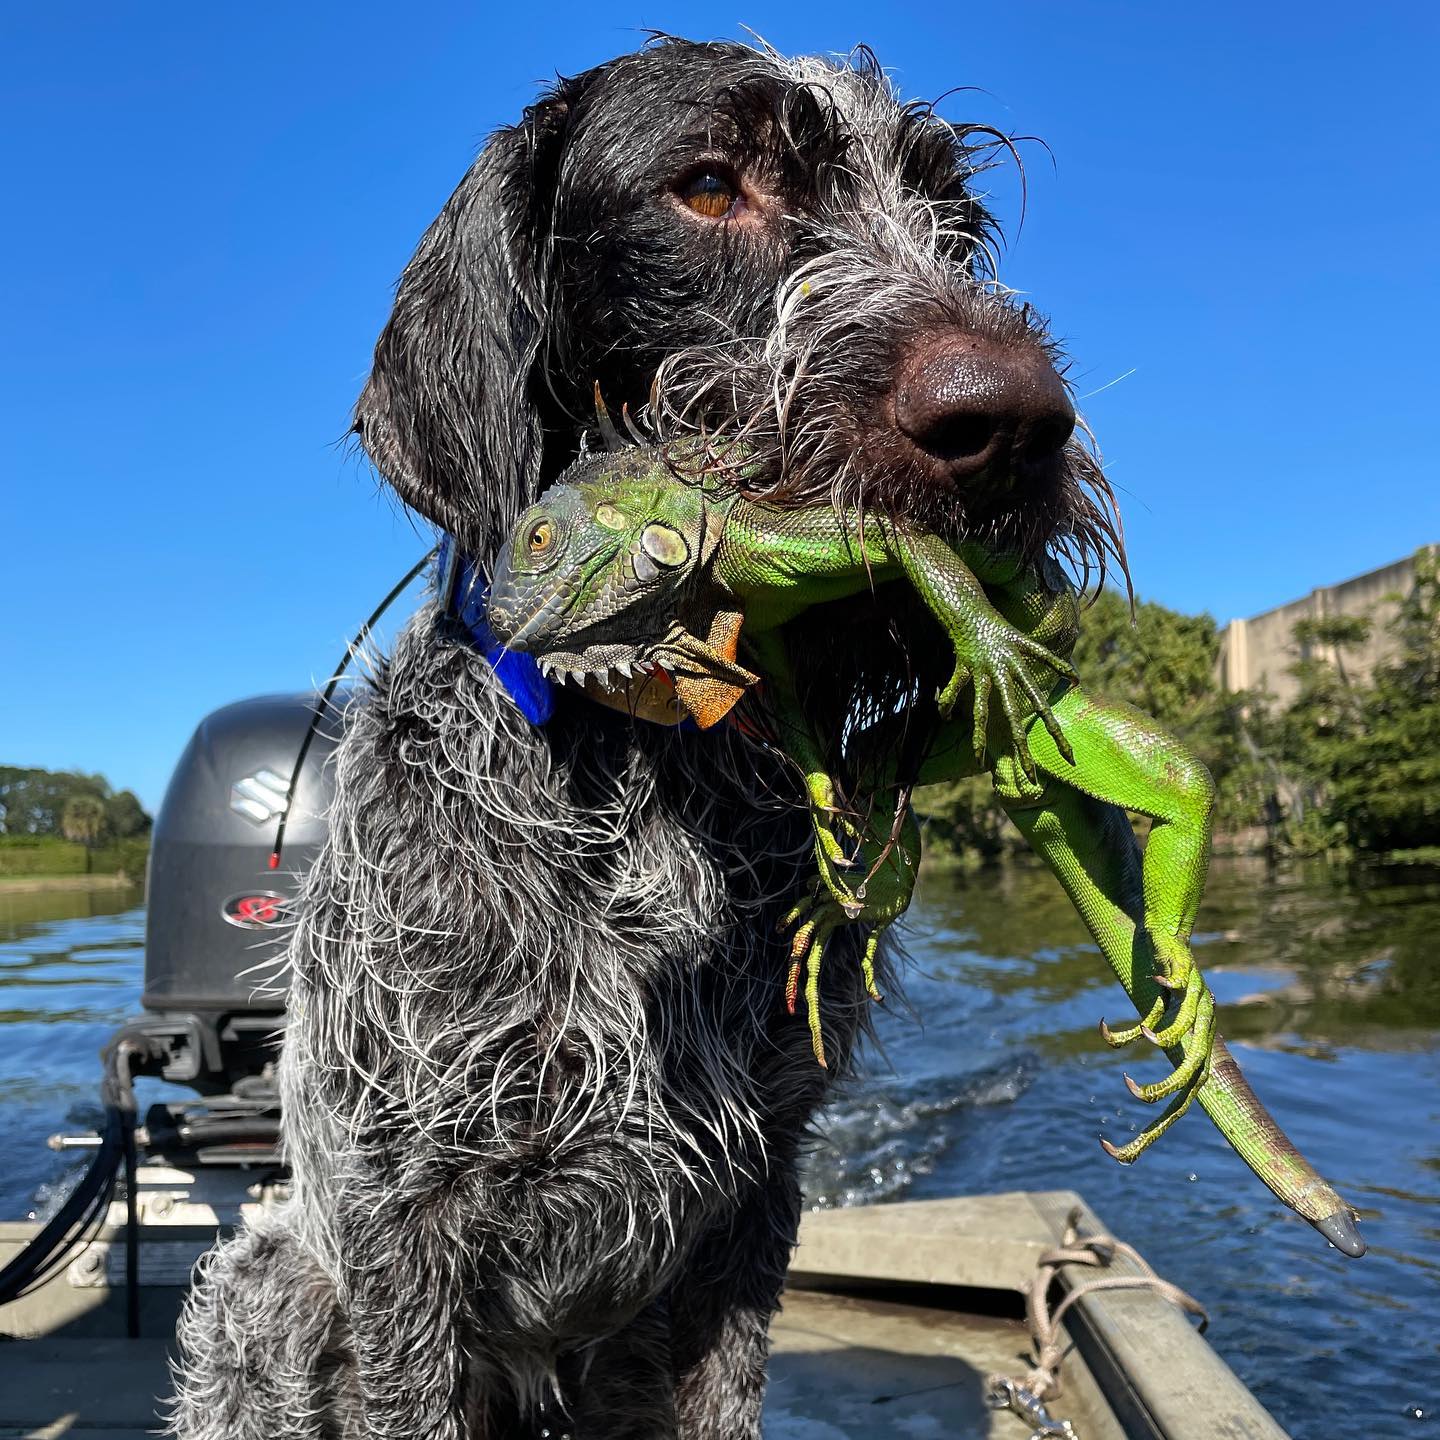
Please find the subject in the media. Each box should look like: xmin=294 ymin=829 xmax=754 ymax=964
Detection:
xmin=997 ymin=772 xmax=1360 ymax=1248
xmin=997 ymin=686 xmax=1220 ymax=1156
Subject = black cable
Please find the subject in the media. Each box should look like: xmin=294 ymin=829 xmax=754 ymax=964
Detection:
xmin=0 ymin=1029 xmax=153 ymax=1310
xmin=16 ymin=1158 xmax=117 ymax=1298
xmin=0 ymin=1104 xmax=123 ymax=1304
xmin=1 ymin=1134 xmax=121 ymax=1301
xmin=270 ymin=549 xmax=436 ymax=870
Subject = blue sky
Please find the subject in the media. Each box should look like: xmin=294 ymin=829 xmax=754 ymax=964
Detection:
xmin=2 ymin=2 xmax=1436 ymax=813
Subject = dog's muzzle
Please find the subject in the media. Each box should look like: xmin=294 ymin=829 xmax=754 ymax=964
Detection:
xmin=893 ymin=329 xmax=1075 ymax=491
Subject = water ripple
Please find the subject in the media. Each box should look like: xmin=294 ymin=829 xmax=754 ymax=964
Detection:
xmin=2 ymin=866 xmax=1437 ymax=1437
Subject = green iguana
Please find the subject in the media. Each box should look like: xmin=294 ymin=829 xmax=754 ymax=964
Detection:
xmin=486 ymin=443 xmax=1363 ymax=1255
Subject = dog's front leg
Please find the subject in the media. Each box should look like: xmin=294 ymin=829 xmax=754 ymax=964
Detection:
xmin=338 ymin=1198 xmax=473 ymax=1440
xmin=669 ymin=1168 xmax=801 ymax=1439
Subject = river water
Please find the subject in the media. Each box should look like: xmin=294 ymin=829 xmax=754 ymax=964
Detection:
xmin=1 ymin=860 xmax=1436 ymax=1437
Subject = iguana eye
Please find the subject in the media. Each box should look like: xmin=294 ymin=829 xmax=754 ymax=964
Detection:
xmin=640 ymin=524 xmax=689 ymax=568
xmin=528 ymin=520 xmax=554 ymax=555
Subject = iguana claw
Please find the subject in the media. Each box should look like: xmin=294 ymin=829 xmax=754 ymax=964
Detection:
xmin=1101 ymin=1076 xmax=1204 ymax=1164
xmin=1123 ymin=992 xmax=1214 ymax=1103
xmin=782 ymin=907 xmax=884 ymax=1067
xmin=1099 ymin=1000 xmax=1165 ymax=1048
xmin=1099 ymin=934 xmax=1219 ymax=1153
xmin=779 ymin=793 xmax=917 ymax=1067
xmin=1141 ymin=970 xmax=1206 ymax=1049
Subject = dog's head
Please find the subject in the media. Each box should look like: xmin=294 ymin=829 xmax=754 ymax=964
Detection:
xmin=354 ymin=37 xmax=1120 ymax=587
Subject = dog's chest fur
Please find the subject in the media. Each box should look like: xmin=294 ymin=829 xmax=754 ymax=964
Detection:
xmin=280 ymin=606 xmax=838 ymax=1357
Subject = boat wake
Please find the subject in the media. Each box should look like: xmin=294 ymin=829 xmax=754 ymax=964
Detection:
xmin=800 ymin=1055 xmax=1037 ymax=1209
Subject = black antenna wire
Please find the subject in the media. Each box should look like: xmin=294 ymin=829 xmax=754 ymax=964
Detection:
xmin=269 ymin=549 xmax=437 ymax=869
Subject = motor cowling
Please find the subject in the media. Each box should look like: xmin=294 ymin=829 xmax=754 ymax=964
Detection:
xmin=143 ymin=694 xmax=341 ymax=1017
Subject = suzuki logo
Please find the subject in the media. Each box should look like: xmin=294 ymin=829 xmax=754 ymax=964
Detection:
xmin=229 ymin=769 xmax=290 ymax=825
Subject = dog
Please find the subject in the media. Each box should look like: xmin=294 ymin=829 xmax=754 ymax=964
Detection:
xmin=170 ymin=36 xmax=1118 ymax=1439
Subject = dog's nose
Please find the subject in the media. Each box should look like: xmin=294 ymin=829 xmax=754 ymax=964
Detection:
xmin=892 ymin=331 xmax=1075 ymax=487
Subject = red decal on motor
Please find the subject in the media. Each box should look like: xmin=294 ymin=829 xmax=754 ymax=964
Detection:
xmin=222 ymin=892 xmax=290 ymax=929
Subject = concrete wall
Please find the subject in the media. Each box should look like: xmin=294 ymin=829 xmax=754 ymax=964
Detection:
xmin=1216 ymin=549 xmax=1433 ymax=708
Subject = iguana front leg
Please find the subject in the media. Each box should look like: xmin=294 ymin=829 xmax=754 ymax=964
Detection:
xmin=649 ymin=613 xmax=758 ymax=729
xmin=890 ymin=529 xmax=1078 ymax=778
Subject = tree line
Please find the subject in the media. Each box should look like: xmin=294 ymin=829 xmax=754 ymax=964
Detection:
xmin=0 ymin=767 xmax=152 ymax=844
xmin=919 ymin=547 xmax=1440 ymax=864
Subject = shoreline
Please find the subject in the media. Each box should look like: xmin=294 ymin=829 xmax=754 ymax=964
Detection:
xmin=0 ymin=874 xmax=139 ymax=895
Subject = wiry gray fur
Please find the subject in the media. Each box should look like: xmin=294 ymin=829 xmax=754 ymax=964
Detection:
xmin=171 ymin=35 xmax=1110 ymax=1439
xmin=172 ymin=608 xmax=859 ymax=1438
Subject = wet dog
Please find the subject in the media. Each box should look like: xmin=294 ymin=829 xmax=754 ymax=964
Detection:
xmin=171 ymin=37 xmax=1117 ymax=1439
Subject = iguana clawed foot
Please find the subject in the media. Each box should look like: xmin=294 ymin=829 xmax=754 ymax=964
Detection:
xmin=780 ymin=789 xmax=918 ymax=1067
xmin=782 ymin=888 xmax=885 ymax=1068
xmin=1097 ymin=939 xmax=1218 ymax=1163
xmin=937 ymin=634 xmax=1078 ymax=779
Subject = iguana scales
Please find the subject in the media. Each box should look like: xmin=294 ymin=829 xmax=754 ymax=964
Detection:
xmin=485 ymin=443 xmax=1364 ymax=1257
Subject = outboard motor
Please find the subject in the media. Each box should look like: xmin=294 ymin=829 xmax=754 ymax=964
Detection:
xmin=138 ymin=694 xmax=341 ymax=1093
xmin=2 ymin=549 xmax=432 ymax=1316
xmin=0 ymin=693 xmax=346 ymax=1314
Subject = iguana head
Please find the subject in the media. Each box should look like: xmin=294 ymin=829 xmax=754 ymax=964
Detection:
xmin=488 ymin=447 xmax=712 ymax=686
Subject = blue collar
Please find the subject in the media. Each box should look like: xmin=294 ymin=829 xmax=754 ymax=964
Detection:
xmin=436 ymin=535 xmax=555 ymax=725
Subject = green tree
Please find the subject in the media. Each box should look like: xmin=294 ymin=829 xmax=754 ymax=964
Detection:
xmin=1292 ymin=614 xmax=1373 ymax=691
xmin=0 ymin=766 xmax=151 ymax=837
xmin=60 ymin=793 xmax=109 ymax=870
xmin=1271 ymin=614 xmax=1373 ymax=850
xmin=1310 ymin=550 xmax=1440 ymax=852
xmin=1386 ymin=547 xmax=1440 ymax=691
xmin=1069 ymin=587 xmax=1218 ymax=727
xmin=1 ymin=767 xmax=108 ymax=834
xmin=916 ymin=773 xmax=1024 ymax=864
xmin=105 ymin=789 xmax=152 ymax=839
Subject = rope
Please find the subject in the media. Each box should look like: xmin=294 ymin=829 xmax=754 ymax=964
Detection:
xmin=986 ymin=1205 xmax=1208 ymax=1439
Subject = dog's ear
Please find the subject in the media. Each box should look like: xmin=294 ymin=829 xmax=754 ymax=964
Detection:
xmin=354 ymin=97 xmax=571 ymax=562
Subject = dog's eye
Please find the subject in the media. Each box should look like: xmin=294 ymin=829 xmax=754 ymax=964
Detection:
xmin=678 ymin=170 xmax=739 ymax=220
xmin=528 ymin=521 xmax=554 ymax=555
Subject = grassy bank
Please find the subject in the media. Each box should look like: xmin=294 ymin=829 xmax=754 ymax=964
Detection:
xmin=0 ymin=834 xmax=149 ymax=883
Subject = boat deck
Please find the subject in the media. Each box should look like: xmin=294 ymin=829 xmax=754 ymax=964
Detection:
xmin=0 ymin=1186 xmax=1287 ymax=1439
